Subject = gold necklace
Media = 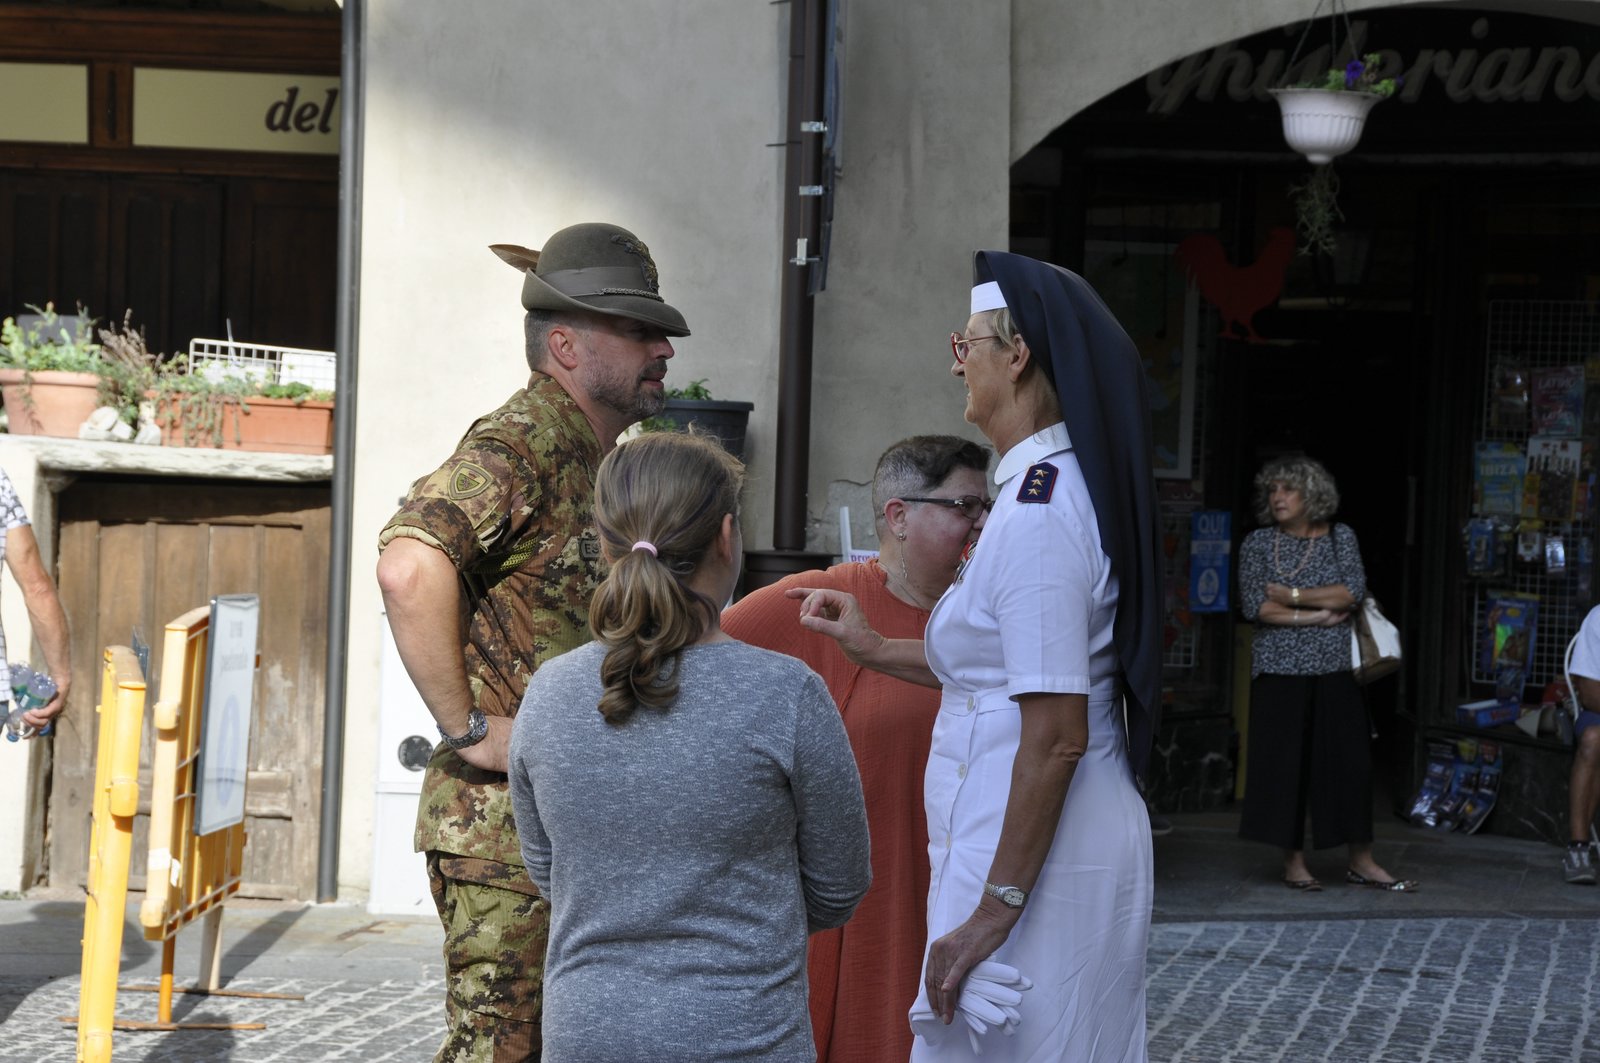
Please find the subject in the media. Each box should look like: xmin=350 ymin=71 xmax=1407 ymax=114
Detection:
xmin=1272 ymin=527 xmax=1321 ymax=581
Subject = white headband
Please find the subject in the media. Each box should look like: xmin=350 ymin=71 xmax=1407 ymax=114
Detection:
xmin=970 ymin=281 xmax=1007 ymax=315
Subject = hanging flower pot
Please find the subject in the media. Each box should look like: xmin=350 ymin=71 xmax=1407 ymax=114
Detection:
xmin=1268 ymin=87 xmax=1382 ymax=165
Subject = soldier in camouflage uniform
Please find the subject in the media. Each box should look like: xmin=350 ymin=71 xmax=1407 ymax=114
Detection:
xmin=376 ymin=222 xmax=690 ymax=1062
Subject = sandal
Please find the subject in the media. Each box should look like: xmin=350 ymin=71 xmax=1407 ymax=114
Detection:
xmin=1282 ymin=876 xmax=1323 ymax=891
xmin=1345 ymin=869 xmax=1418 ymax=892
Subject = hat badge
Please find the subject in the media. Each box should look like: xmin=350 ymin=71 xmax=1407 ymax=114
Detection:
xmin=610 ymin=233 xmax=660 ymax=294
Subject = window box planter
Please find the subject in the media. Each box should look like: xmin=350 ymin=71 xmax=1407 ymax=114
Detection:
xmin=157 ymin=395 xmax=334 ymax=455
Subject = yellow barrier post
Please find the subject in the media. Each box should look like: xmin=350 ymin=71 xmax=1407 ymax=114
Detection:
xmin=68 ymin=605 xmax=296 ymax=1046
xmin=75 ymin=646 xmax=147 ymax=1063
xmin=134 ymin=604 xmax=290 ymax=1027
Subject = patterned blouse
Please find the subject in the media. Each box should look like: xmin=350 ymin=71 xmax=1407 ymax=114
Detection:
xmin=1238 ymin=522 xmax=1367 ymax=678
xmin=0 ymin=469 xmax=33 ymax=697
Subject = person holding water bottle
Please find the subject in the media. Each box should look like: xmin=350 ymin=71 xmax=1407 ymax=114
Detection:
xmin=0 ymin=469 xmax=71 ymax=740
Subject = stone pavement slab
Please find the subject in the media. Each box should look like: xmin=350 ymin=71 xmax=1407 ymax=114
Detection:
xmin=1146 ymin=917 xmax=1600 ymax=1063
xmin=2 ymin=811 xmax=1597 ymax=1061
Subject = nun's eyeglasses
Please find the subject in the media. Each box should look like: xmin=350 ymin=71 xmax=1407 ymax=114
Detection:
xmin=901 ymin=495 xmax=994 ymax=520
xmin=950 ymin=332 xmax=1001 ymax=364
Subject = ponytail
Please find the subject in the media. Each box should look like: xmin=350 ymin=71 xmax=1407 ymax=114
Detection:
xmin=589 ymin=431 xmax=744 ymax=723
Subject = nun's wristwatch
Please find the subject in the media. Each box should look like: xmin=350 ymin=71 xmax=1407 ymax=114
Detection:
xmin=440 ymin=709 xmax=488 ymax=750
xmin=984 ymin=881 xmax=1028 ymax=909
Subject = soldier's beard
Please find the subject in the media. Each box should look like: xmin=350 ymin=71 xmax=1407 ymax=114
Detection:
xmin=581 ymin=361 xmax=667 ymax=424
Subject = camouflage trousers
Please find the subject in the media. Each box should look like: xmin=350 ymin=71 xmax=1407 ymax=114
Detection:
xmin=426 ymin=852 xmax=549 ymax=1063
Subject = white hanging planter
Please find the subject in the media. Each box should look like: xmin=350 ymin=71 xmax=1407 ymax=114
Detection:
xmin=1268 ymin=88 xmax=1383 ymax=164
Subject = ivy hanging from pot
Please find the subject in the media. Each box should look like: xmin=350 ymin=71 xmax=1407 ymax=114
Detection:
xmin=1268 ymin=0 xmax=1399 ymax=255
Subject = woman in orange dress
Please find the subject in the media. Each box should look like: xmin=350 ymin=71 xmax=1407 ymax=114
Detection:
xmin=723 ymin=434 xmax=989 ymax=1063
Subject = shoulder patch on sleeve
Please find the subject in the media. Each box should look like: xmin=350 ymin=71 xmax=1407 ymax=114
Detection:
xmin=449 ymin=461 xmax=492 ymax=500
xmin=1017 ymin=461 xmax=1058 ymax=503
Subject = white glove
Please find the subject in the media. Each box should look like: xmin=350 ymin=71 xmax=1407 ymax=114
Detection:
xmin=910 ymin=961 xmax=1033 ymax=1054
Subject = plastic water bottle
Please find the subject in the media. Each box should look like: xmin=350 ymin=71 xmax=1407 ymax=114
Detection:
xmin=8 ymin=662 xmax=30 ymax=705
xmin=5 ymin=664 xmax=54 ymax=741
xmin=6 ymin=663 xmax=32 ymax=741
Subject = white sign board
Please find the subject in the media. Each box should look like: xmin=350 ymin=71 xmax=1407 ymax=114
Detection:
xmin=194 ymin=595 xmax=260 ymax=836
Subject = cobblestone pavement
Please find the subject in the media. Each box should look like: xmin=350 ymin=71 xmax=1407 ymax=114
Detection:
xmin=1147 ymin=917 xmax=1600 ymax=1063
xmin=3 ymin=915 xmax=1596 ymax=1061
xmin=0 ymin=973 xmax=446 ymax=1062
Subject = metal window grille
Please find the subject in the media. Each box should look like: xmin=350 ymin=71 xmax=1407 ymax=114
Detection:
xmin=188 ymin=338 xmax=337 ymax=393
xmin=1470 ymin=300 xmax=1600 ymax=689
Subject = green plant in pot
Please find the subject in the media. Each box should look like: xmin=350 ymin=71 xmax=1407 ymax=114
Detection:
xmin=0 ymin=303 xmax=102 ymax=373
xmin=0 ymin=303 xmax=109 ymax=436
xmin=637 ymin=378 xmax=754 ymax=461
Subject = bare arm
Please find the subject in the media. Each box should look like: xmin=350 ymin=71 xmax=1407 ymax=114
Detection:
xmin=921 ymin=691 xmax=1085 ymax=1023
xmin=1258 ymin=599 xmax=1347 ymax=627
xmin=1263 ymin=581 xmax=1355 ymax=612
xmin=376 ymin=536 xmax=511 ymax=772
xmin=788 ymin=585 xmax=939 ymax=687
xmin=1576 ymin=675 xmax=1600 ymax=714
xmin=6 ymin=524 xmax=71 ymax=729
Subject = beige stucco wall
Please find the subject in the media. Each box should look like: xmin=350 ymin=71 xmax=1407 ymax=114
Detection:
xmin=342 ymin=0 xmax=791 ymax=898
xmin=1011 ymin=0 xmax=1600 ymax=161
xmin=343 ymin=0 xmax=1014 ymax=900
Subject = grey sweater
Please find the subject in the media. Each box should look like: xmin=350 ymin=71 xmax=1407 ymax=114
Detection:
xmin=509 ymin=639 xmax=871 ymax=1063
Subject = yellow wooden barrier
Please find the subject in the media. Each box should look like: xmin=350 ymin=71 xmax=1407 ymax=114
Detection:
xmin=72 ymin=606 xmax=285 ymax=1055
xmin=140 ymin=605 xmax=248 ymax=1020
xmin=76 ymin=646 xmax=147 ymax=1063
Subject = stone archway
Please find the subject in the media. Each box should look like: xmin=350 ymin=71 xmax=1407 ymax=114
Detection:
xmin=1007 ymin=0 xmax=1600 ymax=161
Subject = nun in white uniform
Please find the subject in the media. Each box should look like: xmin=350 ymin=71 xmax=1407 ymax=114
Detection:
xmin=796 ymin=250 xmax=1162 ymax=1062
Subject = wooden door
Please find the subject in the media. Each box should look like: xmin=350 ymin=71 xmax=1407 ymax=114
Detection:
xmin=48 ymin=476 xmax=330 ymax=899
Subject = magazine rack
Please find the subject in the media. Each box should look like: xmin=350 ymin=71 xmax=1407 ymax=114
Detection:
xmin=1468 ymin=301 xmax=1600 ymax=692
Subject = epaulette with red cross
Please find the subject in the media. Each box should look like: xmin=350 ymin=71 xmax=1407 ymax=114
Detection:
xmin=1017 ymin=461 xmax=1058 ymax=503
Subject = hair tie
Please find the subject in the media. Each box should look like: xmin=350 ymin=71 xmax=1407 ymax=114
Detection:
xmin=631 ymin=540 xmax=658 ymax=557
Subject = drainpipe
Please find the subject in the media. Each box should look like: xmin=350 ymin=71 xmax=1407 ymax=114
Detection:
xmin=318 ymin=0 xmax=363 ymax=904
xmin=745 ymin=0 xmax=833 ymax=589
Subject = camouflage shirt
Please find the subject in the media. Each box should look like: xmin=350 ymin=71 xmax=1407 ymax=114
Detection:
xmin=379 ymin=373 xmax=605 ymax=871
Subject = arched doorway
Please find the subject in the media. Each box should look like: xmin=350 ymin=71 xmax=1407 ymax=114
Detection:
xmin=1010 ymin=4 xmax=1600 ymax=835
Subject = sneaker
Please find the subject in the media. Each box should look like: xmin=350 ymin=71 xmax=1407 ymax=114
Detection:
xmin=1562 ymin=844 xmax=1597 ymax=885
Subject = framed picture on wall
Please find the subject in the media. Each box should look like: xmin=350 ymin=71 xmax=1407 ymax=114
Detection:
xmin=1082 ymin=240 xmax=1198 ymax=480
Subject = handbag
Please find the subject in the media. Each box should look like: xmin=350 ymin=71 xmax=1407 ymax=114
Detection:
xmin=1350 ymin=596 xmax=1402 ymax=684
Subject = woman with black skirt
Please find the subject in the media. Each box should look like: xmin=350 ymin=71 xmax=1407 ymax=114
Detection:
xmin=1237 ymin=456 xmax=1416 ymax=893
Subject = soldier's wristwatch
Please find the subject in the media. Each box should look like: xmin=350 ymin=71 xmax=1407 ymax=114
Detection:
xmin=440 ymin=709 xmax=488 ymax=750
xmin=983 ymin=881 xmax=1028 ymax=909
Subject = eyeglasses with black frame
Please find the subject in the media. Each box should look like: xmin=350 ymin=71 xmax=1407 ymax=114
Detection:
xmin=949 ymin=332 xmax=1001 ymax=365
xmin=900 ymin=495 xmax=994 ymax=520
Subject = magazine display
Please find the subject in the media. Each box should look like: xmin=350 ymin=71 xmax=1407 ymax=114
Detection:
xmin=1472 ymin=441 xmax=1523 ymax=517
xmin=1481 ymin=590 xmax=1539 ymax=698
xmin=1407 ymin=739 xmax=1502 ymax=833
xmin=1531 ymin=365 xmax=1584 ymax=436
xmin=1523 ymin=437 xmax=1580 ymax=522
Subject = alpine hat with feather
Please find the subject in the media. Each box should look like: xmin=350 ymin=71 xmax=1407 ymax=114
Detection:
xmin=490 ymin=222 xmax=690 ymax=337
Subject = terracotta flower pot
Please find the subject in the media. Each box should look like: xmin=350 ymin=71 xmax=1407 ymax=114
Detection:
xmin=0 ymin=368 xmax=103 ymax=437
xmin=1268 ymin=88 xmax=1383 ymax=165
xmin=158 ymin=395 xmax=334 ymax=455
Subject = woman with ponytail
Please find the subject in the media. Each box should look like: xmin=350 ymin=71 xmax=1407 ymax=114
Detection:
xmin=508 ymin=431 xmax=871 ymax=1063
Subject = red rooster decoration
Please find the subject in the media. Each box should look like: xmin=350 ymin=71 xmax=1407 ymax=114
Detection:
xmin=1174 ymin=226 xmax=1295 ymax=344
